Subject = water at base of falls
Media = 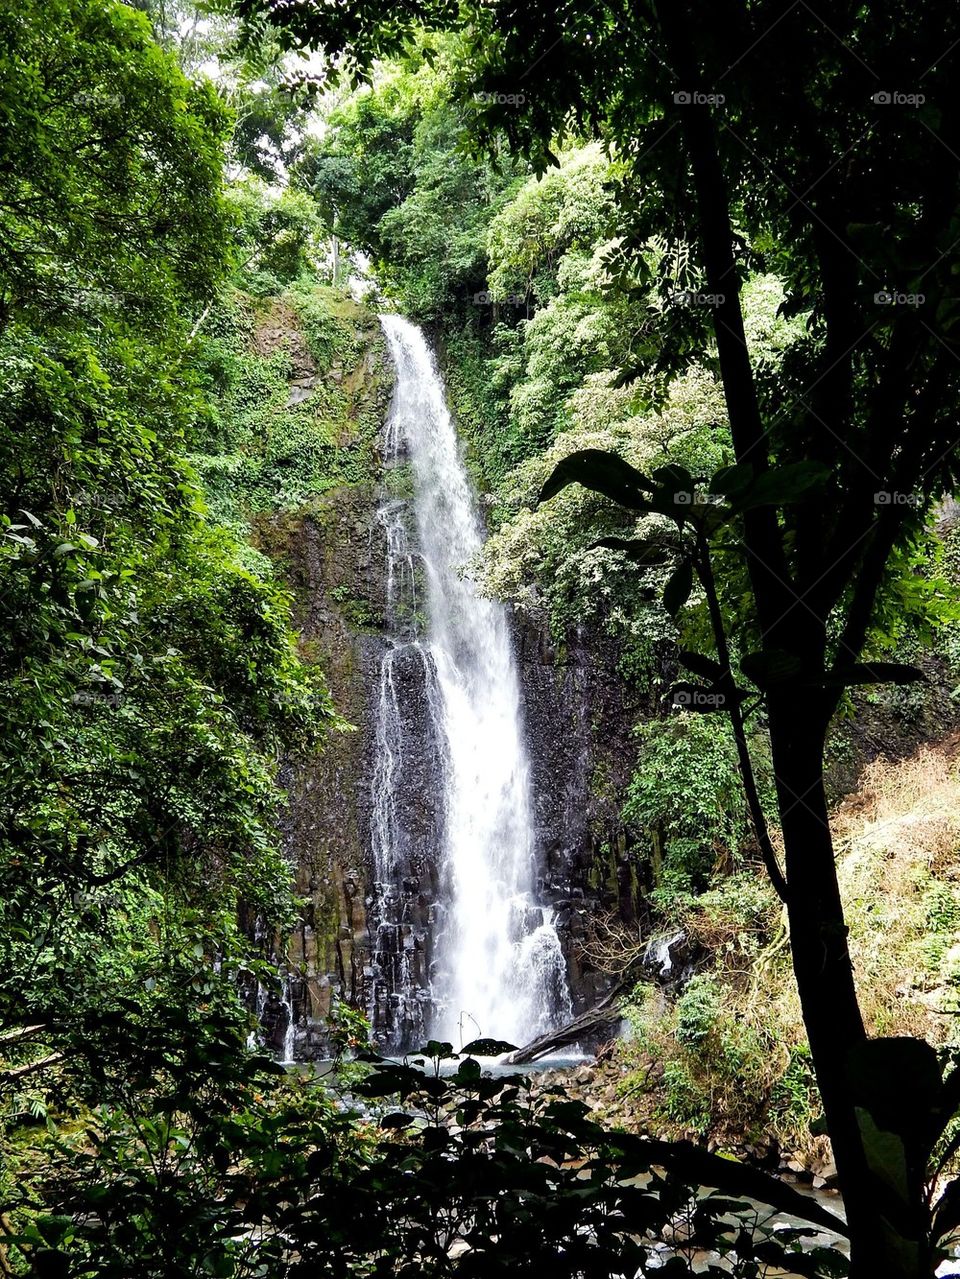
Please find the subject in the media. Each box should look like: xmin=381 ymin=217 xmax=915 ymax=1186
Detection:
xmin=371 ymin=315 xmax=572 ymax=1051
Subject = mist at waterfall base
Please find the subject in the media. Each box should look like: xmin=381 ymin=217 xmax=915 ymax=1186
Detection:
xmin=372 ymin=315 xmax=572 ymax=1054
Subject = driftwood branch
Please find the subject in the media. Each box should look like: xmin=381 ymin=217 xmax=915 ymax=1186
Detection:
xmin=504 ymin=982 xmax=630 ymax=1064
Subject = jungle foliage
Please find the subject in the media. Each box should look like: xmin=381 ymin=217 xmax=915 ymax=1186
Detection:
xmin=7 ymin=0 xmax=960 ymax=1275
xmin=0 ymin=0 xmax=339 ymax=1265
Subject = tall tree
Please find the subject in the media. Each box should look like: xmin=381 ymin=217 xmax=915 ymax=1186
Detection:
xmin=0 ymin=0 xmax=330 ymax=1208
xmin=239 ymin=0 xmax=960 ymax=1271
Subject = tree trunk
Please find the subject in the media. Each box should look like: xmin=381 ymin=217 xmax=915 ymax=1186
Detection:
xmin=768 ymin=695 xmax=922 ymax=1276
xmin=503 ymin=981 xmax=630 ymax=1064
xmin=650 ymin=4 xmax=933 ymax=1267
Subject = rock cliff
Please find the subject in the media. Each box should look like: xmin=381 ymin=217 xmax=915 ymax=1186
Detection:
xmin=248 ymin=299 xmax=647 ymax=1054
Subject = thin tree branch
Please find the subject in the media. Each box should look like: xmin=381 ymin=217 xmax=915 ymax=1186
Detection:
xmin=693 ymin=528 xmax=789 ymax=902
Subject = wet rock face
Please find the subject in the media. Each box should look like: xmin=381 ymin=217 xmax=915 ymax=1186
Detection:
xmin=366 ymin=638 xmax=446 ymax=1052
xmin=257 ymin=483 xmax=448 ymax=1055
xmin=247 ymin=301 xmax=396 ymax=1055
xmin=251 ymin=327 xmax=646 ymax=1056
xmin=515 ymin=616 xmax=650 ymax=1016
xmin=259 ymin=503 xmax=385 ymax=1056
xmin=265 ymin=499 xmax=647 ymax=1054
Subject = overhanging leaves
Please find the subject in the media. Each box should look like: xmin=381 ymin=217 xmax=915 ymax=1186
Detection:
xmin=628 ymin=1138 xmax=849 ymax=1237
xmin=677 ymin=650 xmax=725 ymax=682
xmin=739 ymin=654 xmax=926 ymax=690
xmin=732 ymin=462 xmax=831 ymax=511
xmin=663 ymin=560 xmax=694 ymax=616
xmin=538 ymin=449 xmax=653 ymax=509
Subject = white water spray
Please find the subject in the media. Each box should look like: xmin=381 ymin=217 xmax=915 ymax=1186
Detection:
xmin=375 ymin=315 xmax=571 ymax=1048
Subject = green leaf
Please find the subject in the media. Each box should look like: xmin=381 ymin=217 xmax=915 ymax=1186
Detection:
xmin=663 ymin=561 xmax=693 ymax=616
xmin=538 ymin=449 xmax=652 ymax=509
xmin=454 ymin=1056 xmax=482 ymax=1082
xmin=460 ymin=1038 xmax=518 ymax=1056
xmin=591 ymin=537 xmax=672 ymax=566
xmin=792 ymin=1248 xmax=850 ymax=1279
xmin=419 ymin=1040 xmax=457 ymax=1060
xmin=847 ymin=1037 xmax=943 ymax=1149
xmin=624 ymin=1137 xmax=848 ymax=1235
xmin=734 ymin=462 xmax=831 ymax=510
xmin=677 ymin=650 xmax=725 ymax=682
xmin=822 ymin=662 xmax=926 ymax=687
xmin=421 ymin=1125 xmax=450 ymax=1151
xmin=650 ymin=463 xmax=694 ymax=490
xmin=932 ymin=1175 xmax=960 ymax=1242
xmin=739 ymin=653 xmax=925 ymax=690
xmin=709 ymin=463 xmax=754 ymax=497
xmin=356 ymin=1064 xmax=425 ymax=1097
xmin=856 ymin=1108 xmax=910 ymax=1202
xmin=740 ymin=649 xmax=804 ymax=688
xmin=380 ymin=1112 xmax=415 ymax=1129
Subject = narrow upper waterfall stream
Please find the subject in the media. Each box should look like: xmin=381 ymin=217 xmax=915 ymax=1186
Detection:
xmin=373 ymin=315 xmax=572 ymax=1050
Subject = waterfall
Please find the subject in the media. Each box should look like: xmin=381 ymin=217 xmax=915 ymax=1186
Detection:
xmin=373 ymin=315 xmax=572 ymax=1050
xmin=281 ymin=973 xmax=296 ymax=1063
xmin=245 ymin=962 xmax=298 ymax=1062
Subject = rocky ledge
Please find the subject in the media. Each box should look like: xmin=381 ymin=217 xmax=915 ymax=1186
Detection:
xmin=529 ymin=1059 xmax=840 ymax=1193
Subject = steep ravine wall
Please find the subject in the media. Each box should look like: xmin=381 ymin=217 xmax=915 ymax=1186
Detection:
xmin=245 ymin=296 xmax=392 ymax=1055
xmin=257 ymin=492 xmax=385 ymax=1053
xmin=515 ymin=619 xmax=648 ymax=1014
xmin=250 ymin=309 xmax=646 ymax=1054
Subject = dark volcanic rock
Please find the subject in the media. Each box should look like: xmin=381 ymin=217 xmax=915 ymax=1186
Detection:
xmin=263 ymin=500 xmax=647 ymax=1054
xmin=250 ymin=319 xmax=648 ymax=1056
xmin=515 ymin=615 xmax=649 ymax=1015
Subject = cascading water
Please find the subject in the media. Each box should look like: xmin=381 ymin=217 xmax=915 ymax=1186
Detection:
xmin=368 ymin=488 xmax=446 ymax=1047
xmin=372 ymin=315 xmax=571 ymax=1050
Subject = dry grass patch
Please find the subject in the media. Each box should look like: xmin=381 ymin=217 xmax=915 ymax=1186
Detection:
xmin=616 ymin=740 xmax=960 ymax=1156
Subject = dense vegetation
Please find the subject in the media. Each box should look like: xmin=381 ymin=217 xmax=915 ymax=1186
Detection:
xmin=291 ymin=31 xmax=960 ymax=1165
xmin=0 ymin=0 xmax=343 ymax=1268
xmin=4 ymin=0 xmax=960 ymax=1275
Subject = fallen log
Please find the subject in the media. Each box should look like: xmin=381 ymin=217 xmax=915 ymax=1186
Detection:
xmin=0 ymin=1051 xmax=65 ymax=1081
xmin=503 ymin=981 xmax=630 ymax=1064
